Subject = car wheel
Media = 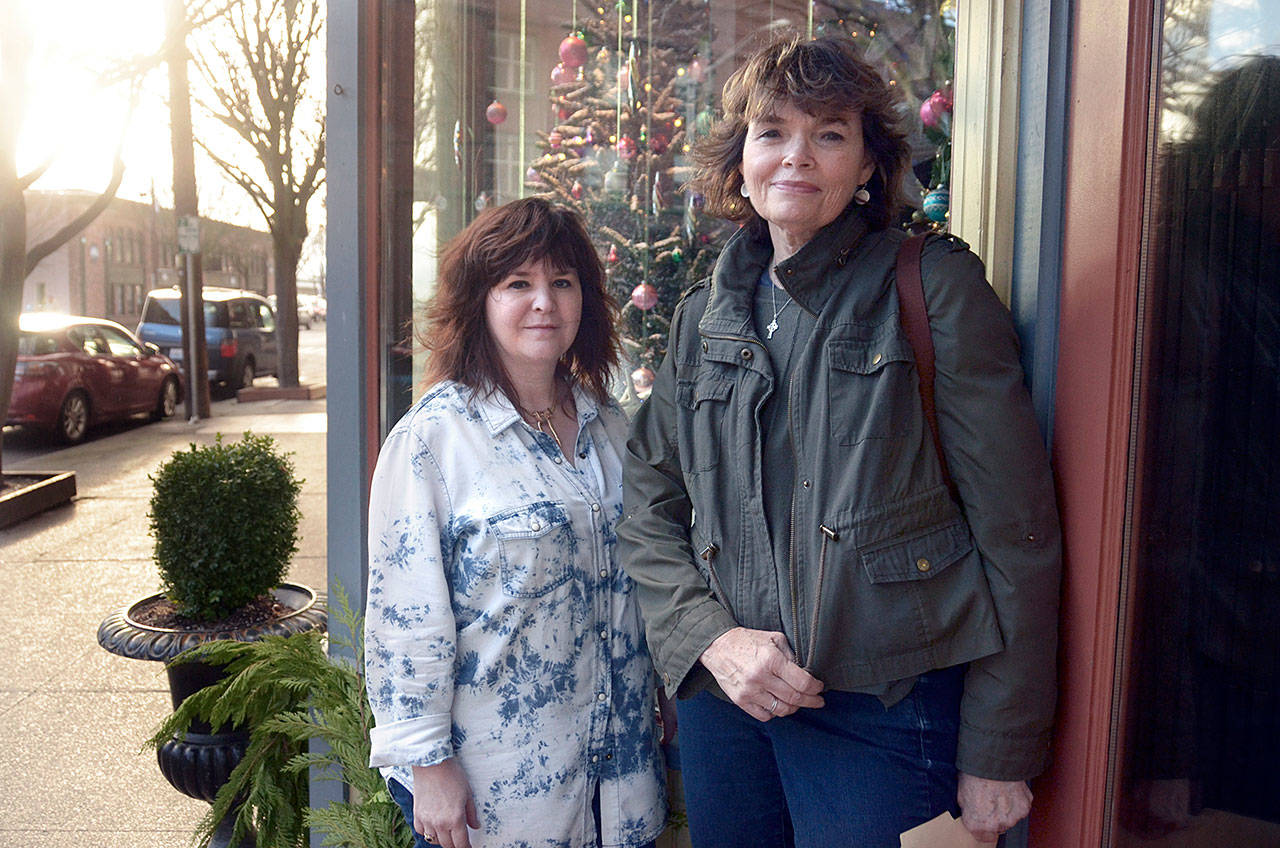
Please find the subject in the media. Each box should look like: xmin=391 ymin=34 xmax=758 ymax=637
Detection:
xmin=153 ymin=377 xmax=180 ymax=420
xmin=56 ymin=391 xmax=90 ymax=445
xmin=235 ymin=358 xmax=256 ymax=390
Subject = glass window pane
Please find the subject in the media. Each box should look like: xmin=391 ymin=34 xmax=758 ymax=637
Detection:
xmin=1114 ymin=3 xmax=1280 ymax=844
xmin=405 ymin=0 xmax=957 ymax=413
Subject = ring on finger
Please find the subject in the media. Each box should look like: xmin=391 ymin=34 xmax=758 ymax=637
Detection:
xmin=768 ymin=695 xmax=779 ymax=714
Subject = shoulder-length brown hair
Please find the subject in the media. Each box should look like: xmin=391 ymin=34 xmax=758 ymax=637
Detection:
xmin=688 ymin=34 xmax=910 ymax=232
xmin=419 ymin=196 xmax=619 ymax=406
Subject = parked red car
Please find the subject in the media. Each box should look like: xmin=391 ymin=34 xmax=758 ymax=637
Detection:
xmin=7 ymin=313 xmax=183 ymax=444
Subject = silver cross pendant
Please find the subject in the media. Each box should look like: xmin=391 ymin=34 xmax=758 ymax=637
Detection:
xmin=765 ymin=318 xmax=779 ymax=339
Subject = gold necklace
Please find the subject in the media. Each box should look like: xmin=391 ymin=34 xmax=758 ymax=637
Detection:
xmin=528 ymin=405 xmax=560 ymax=446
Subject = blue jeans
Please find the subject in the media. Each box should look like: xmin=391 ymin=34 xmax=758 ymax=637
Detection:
xmin=675 ymin=666 xmax=964 ymax=848
xmin=387 ymin=776 xmax=657 ymax=848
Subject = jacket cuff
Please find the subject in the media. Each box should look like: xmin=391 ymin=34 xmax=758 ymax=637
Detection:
xmin=369 ymin=713 xmax=454 ymax=769
xmin=653 ymin=598 xmax=737 ymax=696
xmin=955 ymin=721 xmax=1052 ymax=781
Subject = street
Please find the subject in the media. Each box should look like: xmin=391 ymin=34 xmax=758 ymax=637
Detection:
xmin=3 ymin=323 xmax=327 ymax=465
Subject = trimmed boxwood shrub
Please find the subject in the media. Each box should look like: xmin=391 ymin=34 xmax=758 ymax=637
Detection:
xmin=149 ymin=432 xmax=302 ymax=623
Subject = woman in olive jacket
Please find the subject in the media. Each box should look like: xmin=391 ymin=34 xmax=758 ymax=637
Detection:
xmin=617 ymin=35 xmax=1061 ymax=847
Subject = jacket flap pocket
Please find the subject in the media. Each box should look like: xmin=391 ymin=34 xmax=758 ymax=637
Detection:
xmin=675 ymin=378 xmax=732 ymax=410
xmin=488 ymin=501 xmax=569 ymax=540
xmin=860 ymin=519 xmax=973 ymax=584
xmin=828 ymin=335 xmax=913 ymax=375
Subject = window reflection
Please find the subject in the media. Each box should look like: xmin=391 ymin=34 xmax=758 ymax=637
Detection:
xmin=1118 ymin=2 xmax=1280 ymax=844
xmin=403 ymin=0 xmax=958 ymax=414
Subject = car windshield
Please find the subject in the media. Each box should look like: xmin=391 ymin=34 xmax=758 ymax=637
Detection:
xmin=142 ymin=296 xmax=226 ymax=328
xmin=18 ymin=332 xmax=60 ymax=356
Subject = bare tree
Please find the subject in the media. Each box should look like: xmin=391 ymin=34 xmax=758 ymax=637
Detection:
xmin=190 ymin=0 xmax=325 ymax=388
xmin=0 ymin=12 xmax=129 ymax=476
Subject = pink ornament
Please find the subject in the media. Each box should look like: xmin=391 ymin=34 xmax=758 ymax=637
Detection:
xmin=919 ymin=98 xmax=939 ymax=129
xmin=607 ymin=244 xmax=620 ymax=264
xmin=559 ymin=35 xmax=588 ymax=69
xmin=571 ymin=180 xmax=584 ymax=200
xmin=584 ymin=127 xmax=597 ymax=145
xmin=485 ymin=100 xmax=508 ymax=125
xmin=930 ymin=89 xmax=954 ymax=112
xmin=616 ymin=135 xmax=637 ymax=160
xmin=631 ymin=283 xmax=658 ymax=310
xmin=526 ymin=166 xmax=543 ymax=184
xmin=548 ymin=131 xmax=563 ymax=149
xmin=631 ymin=365 xmax=655 ymax=395
xmin=550 ymin=63 xmax=576 ymax=85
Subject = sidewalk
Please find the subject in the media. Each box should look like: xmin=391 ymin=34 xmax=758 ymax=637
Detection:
xmin=0 ymin=397 xmax=327 ymax=848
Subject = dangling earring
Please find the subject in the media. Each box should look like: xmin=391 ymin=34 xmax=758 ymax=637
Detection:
xmin=739 ymin=183 xmax=750 ymax=198
xmin=853 ymin=184 xmax=870 ymax=205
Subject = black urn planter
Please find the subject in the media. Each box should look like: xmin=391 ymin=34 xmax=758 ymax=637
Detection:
xmin=98 ymin=583 xmax=327 ymax=846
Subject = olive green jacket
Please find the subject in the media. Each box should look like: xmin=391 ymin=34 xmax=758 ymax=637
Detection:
xmin=618 ymin=205 xmax=1062 ymax=780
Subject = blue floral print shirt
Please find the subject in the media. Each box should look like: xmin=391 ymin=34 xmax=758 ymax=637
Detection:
xmin=365 ymin=381 xmax=667 ymax=848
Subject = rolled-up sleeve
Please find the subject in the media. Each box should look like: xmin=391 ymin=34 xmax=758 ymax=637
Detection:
xmin=924 ymin=240 xmax=1063 ymax=780
xmin=365 ymin=425 xmax=458 ymax=769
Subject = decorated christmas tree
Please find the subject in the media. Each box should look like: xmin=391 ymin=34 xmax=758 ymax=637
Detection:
xmin=525 ymin=2 xmax=729 ymax=394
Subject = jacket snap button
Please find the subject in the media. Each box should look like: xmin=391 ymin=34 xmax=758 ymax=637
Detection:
xmin=872 ymin=353 xmax=883 ymax=366
xmin=916 ymin=557 xmax=931 ymax=572
xmin=802 ymin=479 xmax=811 ymax=489
xmin=531 ymin=520 xmax=542 ymax=532
xmin=741 ymin=348 xmax=753 ymax=360
xmin=702 ymin=340 xmax=708 ymax=352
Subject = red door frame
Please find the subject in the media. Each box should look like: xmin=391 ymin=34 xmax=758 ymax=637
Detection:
xmin=1030 ymin=0 xmax=1158 ymax=844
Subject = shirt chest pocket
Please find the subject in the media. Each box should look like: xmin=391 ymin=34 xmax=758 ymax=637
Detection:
xmin=487 ymin=501 xmax=576 ymax=598
xmin=826 ymin=333 xmax=917 ymax=446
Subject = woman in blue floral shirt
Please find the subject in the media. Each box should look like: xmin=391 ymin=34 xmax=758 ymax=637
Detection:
xmin=365 ymin=198 xmax=669 ymax=848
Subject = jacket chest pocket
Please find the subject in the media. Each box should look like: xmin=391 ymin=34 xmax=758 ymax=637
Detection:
xmin=826 ymin=335 xmax=917 ymax=446
xmin=488 ymin=501 xmax=575 ymax=598
xmin=676 ymin=376 xmax=734 ymax=472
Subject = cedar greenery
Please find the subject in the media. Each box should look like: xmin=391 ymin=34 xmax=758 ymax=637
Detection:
xmin=148 ymin=586 xmax=413 ymax=848
xmin=149 ymin=433 xmax=302 ymax=622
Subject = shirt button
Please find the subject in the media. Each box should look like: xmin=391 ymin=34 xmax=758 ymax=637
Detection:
xmin=600 ymin=628 xmax=608 ymax=639
xmin=597 ymin=692 xmax=607 ymax=702
xmin=553 ymin=456 xmax=563 ymax=464
xmin=591 ymin=754 xmax=599 ymax=763
xmin=916 ymin=557 xmax=932 ymax=573
xmin=605 ymin=753 xmax=613 ymax=760
xmin=530 ymin=520 xmax=541 ymax=532
xmin=599 ymin=569 xmax=608 ymax=578
xmin=591 ymin=503 xmax=600 ymax=512
xmin=579 ymin=452 xmax=588 ymax=459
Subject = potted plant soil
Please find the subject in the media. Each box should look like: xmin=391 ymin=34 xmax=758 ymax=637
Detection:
xmin=97 ymin=432 xmax=326 ymax=847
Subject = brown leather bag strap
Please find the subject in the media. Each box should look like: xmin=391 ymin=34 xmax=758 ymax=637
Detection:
xmin=895 ymin=233 xmax=957 ymax=498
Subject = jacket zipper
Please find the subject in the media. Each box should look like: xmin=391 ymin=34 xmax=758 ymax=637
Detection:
xmin=699 ymin=543 xmax=734 ymax=620
xmin=804 ymin=525 xmax=839 ymax=672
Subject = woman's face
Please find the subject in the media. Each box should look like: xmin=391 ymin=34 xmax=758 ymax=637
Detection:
xmin=485 ymin=257 xmax=583 ymax=379
xmin=740 ymin=101 xmax=875 ymax=252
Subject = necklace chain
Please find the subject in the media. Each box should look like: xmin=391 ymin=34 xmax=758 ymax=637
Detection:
xmin=528 ymin=405 xmax=561 ymax=447
xmin=766 ymin=280 xmax=790 ymax=340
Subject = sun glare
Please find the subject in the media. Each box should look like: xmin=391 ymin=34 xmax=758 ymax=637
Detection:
xmin=14 ymin=0 xmax=171 ymax=202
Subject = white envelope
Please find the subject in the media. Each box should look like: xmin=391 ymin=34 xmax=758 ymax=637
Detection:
xmin=900 ymin=812 xmax=994 ymax=847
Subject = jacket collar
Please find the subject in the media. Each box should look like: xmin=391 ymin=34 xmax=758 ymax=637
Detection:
xmin=701 ymin=202 xmax=872 ymax=334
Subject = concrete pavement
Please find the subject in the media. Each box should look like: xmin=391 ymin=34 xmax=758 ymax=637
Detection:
xmin=0 ymin=395 xmax=328 ymax=848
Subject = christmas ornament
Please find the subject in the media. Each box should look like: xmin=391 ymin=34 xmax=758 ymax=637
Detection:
xmin=526 ymin=166 xmax=543 ymax=184
xmin=607 ymin=244 xmax=620 ymax=264
xmin=631 ymin=366 xmax=655 ymax=392
xmin=551 ymin=63 xmax=576 ymax=85
xmin=671 ymin=246 xmax=684 ymax=263
xmin=649 ymin=133 xmax=670 ymax=154
xmin=548 ymin=130 xmax=563 ymax=149
xmin=923 ymin=187 xmax=950 ymax=222
xmin=571 ymin=180 xmax=584 ymax=199
xmin=485 ymin=100 xmax=508 ymax=125
xmin=920 ymin=98 xmax=940 ymax=129
xmin=920 ymin=90 xmax=953 ymax=129
xmin=584 ymin=127 xmax=597 ymax=145
xmin=604 ymin=160 xmax=628 ymax=194
xmin=558 ymin=106 xmax=572 ymax=121
xmin=631 ymin=283 xmax=658 ymax=310
xmin=559 ymin=35 xmax=588 ymax=68
xmin=616 ymin=135 xmax=637 ymax=160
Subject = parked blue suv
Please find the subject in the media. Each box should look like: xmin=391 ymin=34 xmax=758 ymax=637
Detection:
xmin=137 ymin=286 xmax=279 ymax=390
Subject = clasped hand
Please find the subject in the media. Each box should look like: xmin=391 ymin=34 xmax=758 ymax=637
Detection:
xmin=698 ymin=626 xmax=825 ymax=720
xmin=412 ymin=760 xmax=480 ymax=848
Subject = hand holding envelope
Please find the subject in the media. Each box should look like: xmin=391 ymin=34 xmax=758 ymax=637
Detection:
xmin=900 ymin=812 xmax=998 ymax=847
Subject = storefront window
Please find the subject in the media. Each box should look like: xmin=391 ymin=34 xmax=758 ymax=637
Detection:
xmin=1113 ymin=2 xmax=1280 ymax=844
xmin=396 ymin=0 xmax=958 ymax=418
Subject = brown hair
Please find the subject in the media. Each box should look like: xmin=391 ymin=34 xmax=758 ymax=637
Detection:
xmin=688 ymin=35 xmax=910 ymax=232
xmin=419 ymin=196 xmax=619 ymax=406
